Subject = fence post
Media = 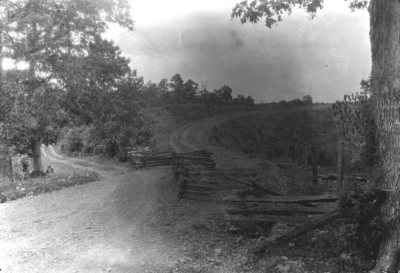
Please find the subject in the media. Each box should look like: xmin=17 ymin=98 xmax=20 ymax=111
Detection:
xmin=337 ymin=141 xmax=344 ymax=188
xmin=304 ymin=142 xmax=309 ymax=188
xmin=311 ymin=146 xmax=318 ymax=186
xmin=297 ymin=143 xmax=301 ymax=166
xmin=305 ymin=142 xmax=308 ymax=171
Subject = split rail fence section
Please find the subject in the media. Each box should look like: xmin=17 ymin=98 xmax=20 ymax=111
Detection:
xmin=128 ymin=148 xmax=216 ymax=170
xmin=221 ymin=175 xmax=344 ymax=253
xmin=174 ymin=168 xmax=257 ymax=200
xmin=126 ymin=145 xmax=370 ymax=254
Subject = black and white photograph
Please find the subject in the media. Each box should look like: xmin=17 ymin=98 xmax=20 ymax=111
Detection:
xmin=0 ymin=0 xmax=398 ymax=272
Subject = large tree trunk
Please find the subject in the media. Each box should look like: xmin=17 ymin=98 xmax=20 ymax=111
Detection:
xmin=31 ymin=139 xmax=43 ymax=173
xmin=29 ymin=20 xmax=42 ymax=174
xmin=370 ymin=1 xmax=400 ymax=272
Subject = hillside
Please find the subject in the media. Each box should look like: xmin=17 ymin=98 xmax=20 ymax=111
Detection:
xmin=0 ymin=103 xmax=376 ymax=273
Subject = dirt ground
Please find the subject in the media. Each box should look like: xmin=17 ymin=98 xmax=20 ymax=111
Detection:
xmin=0 ymin=108 xmax=327 ymax=273
xmin=0 ymin=111 xmax=259 ymax=273
xmin=0 ymin=145 xmax=183 ymax=273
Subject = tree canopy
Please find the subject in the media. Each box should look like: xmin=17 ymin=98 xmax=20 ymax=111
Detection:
xmin=231 ymin=0 xmax=368 ymax=28
xmin=0 ymin=0 xmax=135 ymax=170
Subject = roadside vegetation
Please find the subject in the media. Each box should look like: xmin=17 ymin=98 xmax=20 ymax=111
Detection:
xmin=0 ymin=0 xmax=256 ymax=184
xmin=209 ymin=101 xmax=336 ymax=166
xmin=0 ymin=149 xmax=99 ymax=203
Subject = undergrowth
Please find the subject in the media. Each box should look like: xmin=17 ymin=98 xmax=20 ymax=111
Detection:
xmin=0 ymin=159 xmax=100 ymax=203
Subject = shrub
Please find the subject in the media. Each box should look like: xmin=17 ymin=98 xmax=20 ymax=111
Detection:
xmin=60 ymin=126 xmax=94 ymax=155
xmin=12 ymin=154 xmax=32 ymax=180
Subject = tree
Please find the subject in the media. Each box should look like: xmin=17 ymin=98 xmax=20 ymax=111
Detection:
xmin=64 ymin=37 xmax=132 ymax=125
xmin=183 ymin=79 xmax=198 ymax=102
xmin=215 ymin=85 xmax=233 ymax=104
xmin=233 ymin=94 xmax=246 ymax=105
xmin=198 ymin=88 xmax=211 ymax=103
xmin=245 ymin=95 xmax=255 ymax=106
xmin=142 ymin=81 xmax=160 ymax=104
xmin=0 ymin=0 xmax=134 ymax=173
xmin=94 ymin=69 xmax=154 ymax=161
xmin=302 ymin=95 xmax=313 ymax=105
xmin=169 ymin=74 xmax=185 ymax=103
xmin=333 ymin=79 xmax=377 ymax=168
xmin=232 ymin=0 xmax=400 ymax=271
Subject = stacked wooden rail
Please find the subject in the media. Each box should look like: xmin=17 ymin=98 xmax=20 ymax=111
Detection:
xmin=175 ymin=168 xmax=257 ymax=200
xmin=173 ymin=150 xmax=216 ymax=170
xmin=127 ymin=146 xmax=154 ymax=157
xmin=223 ymin=194 xmax=338 ymax=224
xmin=128 ymin=149 xmax=216 ymax=169
xmin=129 ymin=151 xmax=175 ymax=168
xmin=222 ymin=176 xmax=344 ymax=253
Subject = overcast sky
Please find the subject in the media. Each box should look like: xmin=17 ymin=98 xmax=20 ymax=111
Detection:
xmin=106 ymin=0 xmax=371 ymax=103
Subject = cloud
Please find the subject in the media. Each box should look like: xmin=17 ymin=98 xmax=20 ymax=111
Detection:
xmin=228 ymin=30 xmax=244 ymax=47
xmin=115 ymin=10 xmax=371 ymax=102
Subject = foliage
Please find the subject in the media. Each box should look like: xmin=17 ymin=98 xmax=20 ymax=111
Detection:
xmin=345 ymin=191 xmax=386 ymax=260
xmin=138 ymin=73 xmax=255 ymax=106
xmin=302 ymin=95 xmax=313 ymax=105
xmin=0 ymin=168 xmax=99 ymax=203
xmin=0 ymin=0 xmax=134 ymax=170
xmin=209 ymin=106 xmax=335 ymax=164
xmin=332 ymin=78 xmax=377 ymax=169
xmin=60 ymin=126 xmax=93 ymax=155
xmin=0 ymin=0 xmax=157 ymax=164
xmin=312 ymin=191 xmax=386 ymax=272
xmin=12 ymin=154 xmax=33 ymax=180
xmin=231 ymin=0 xmax=368 ymax=28
xmin=0 ymin=70 xmax=66 ymax=153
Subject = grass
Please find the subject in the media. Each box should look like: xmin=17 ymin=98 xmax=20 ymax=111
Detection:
xmin=71 ymin=160 xmax=116 ymax=171
xmin=143 ymin=103 xmax=256 ymax=151
xmin=0 ymin=157 xmax=100 ymax=203
xmin=208 ymin=104 xmax=338 ymax=166
xmin=43 ymin=145 xmax=126 ymax=171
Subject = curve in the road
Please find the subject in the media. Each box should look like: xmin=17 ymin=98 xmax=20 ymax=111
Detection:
xmin=169 ymin=105 xmax=330 ymax=168
xmin=169 ymin=110 xmax=269 ymax=168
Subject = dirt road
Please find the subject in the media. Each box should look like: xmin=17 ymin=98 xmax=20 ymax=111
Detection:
xmin=0 ymin=111 xmax=259 ymax=273
xmin=169 ymin=110 xmax=265 ymax=168
xmin=0 ymin=148 xmax=177 ymax=273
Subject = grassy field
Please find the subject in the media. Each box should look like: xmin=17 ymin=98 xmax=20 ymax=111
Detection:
xmin=208 ymin=105 xmax=338 ymax=166
xmin=143 ymin=103 xmax=256 ymax=151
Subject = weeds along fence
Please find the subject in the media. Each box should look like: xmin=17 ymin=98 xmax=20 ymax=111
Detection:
xmin=277 ymin=139 xmax=369 ymax=192
xmin=336 ymin=137 xmax=372 ymax=189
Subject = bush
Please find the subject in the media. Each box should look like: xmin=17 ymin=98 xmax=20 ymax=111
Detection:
xmin=12 ymin=154 xmax=32 ymax=180
xmin=60 ymin=126 xmax=94 ymax=155
xmin=104 ymin=141 xmax=119 ymax=158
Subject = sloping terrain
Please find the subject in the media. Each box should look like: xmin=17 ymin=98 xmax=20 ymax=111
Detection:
xmin=170 ymin=110 xmax=264 ymax=168
xmin=0 ymin=147 xmax=180 ymax=273
xmin=0 ymin=105 xmax=339 ymax=273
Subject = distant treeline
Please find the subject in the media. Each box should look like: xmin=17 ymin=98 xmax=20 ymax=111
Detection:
xmin=265 ymin=95 xmax=314 ymax=107
xmin=134 ymin=73 xmax=255 ymax=106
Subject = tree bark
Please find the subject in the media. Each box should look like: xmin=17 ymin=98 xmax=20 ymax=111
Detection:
xmin=370 ymin=1 xmax=400 ymax=272
xmin=29 ymin=20 xmax=43 ymax=174
xmin=31 ymin=139 xmax=43 ymax=173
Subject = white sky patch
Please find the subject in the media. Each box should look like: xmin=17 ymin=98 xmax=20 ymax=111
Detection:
xmin=127 ymin=0 xmax=356 ymax=26
xmin=3 ymin=58 xmax=29 ymax=70
xmin=105 ymin=0 xmax=361 ymax=42
xmin=129 ymin=0 xmax=234 ymax=26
